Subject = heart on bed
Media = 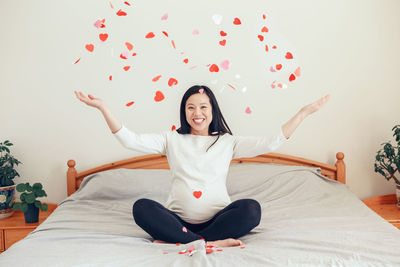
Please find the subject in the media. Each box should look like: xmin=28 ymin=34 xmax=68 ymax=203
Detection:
xmin=193 ymin=191 xmax=202 ymax=199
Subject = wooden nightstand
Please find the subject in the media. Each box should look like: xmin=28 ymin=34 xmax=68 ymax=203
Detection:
xmin=363 ymin=194 xmax=400 ymax=229
xmin=0 ymin=203 xmax=57 ymax=252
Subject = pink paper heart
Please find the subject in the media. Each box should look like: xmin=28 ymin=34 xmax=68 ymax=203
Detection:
xmin=192 ymin=29 xmax=199 ymax=35
xmin=269 ymin=66 xmax=276 ymax=72
xmin=199 ymin=88 xmax=204 ymax=94
xmin=161 ymin=13 xmax=168 ymax=20
xmin=182 ymin=227 xmax=188 ymax=232
xmin=245 ymin=107 xmax=251 ymax=114
xmin=220 ymin=60 xmax=230 ymax=70
xmin=294 ymin=67 xmax=301 ymax=77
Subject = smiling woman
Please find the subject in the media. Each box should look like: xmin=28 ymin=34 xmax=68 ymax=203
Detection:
xmin=74 ymin=86 xmax=329 ymax=248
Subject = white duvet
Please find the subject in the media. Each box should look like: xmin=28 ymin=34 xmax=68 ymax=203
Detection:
xmin=1 ymin=163 xmax=399 ymax=266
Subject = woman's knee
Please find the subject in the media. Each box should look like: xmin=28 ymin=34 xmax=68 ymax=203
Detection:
xmin=239 ymin=199 xmax=261 ymax=226
xmin=132 ymin=198 xmax=154 ymax=219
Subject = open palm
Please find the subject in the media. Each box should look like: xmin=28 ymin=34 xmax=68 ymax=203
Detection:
xmin=301 ymin=94 xmax=330 ymax=116
xmin=74 ymin=91 xmax=105 ymax=109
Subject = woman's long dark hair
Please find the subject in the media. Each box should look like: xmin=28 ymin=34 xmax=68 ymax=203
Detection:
xmin=176 ymin=85 xmax=232 ymax=151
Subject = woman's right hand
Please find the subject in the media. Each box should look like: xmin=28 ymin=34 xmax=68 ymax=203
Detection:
xmin=74 ymin=91 xmax=105 ymax=110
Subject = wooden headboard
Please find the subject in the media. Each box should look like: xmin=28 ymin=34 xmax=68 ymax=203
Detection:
xmin=66 ymin=152 xmax=345 ymax=196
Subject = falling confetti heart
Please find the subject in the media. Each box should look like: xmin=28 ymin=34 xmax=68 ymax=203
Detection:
xmin=123 ymin=66 xmax=130 ymax=71
xmin=245 ymin=107 xmax=252 ymax=114
xmin=265 ymin=45 xmax=269 ymax=52
xmin=220 ymin=31 xmax=227 ymax=36
xmin=261 ymin=26 xmax=269 ymax=33
xmin=120 ymin=51 xmax=130 ymax=59
xmin=258 ymin=35 xmax=264 ymax=41
xmin=94 ymin=19 xmax=105 ymax=29
xmin=116 ymin=9 xmax=127 ymax=16
xmin=294 ymin=67 xmax=301 ymax=77
xmin=168 ymin=78 xmax=178 ymax=87
xmin=125 ymin=42 xmax=133 ymax=51
xmin=85 ymin=44 xmax=94 ymax=52
xmin=74 ymin=58 xmax=81 ymax=64
xmin=126 ymin=101 xmax=134 ymax=106
xmin=161 ymin=13 xmax=168 ymax=20
xmin=99 ymin=33 xmax=108 ymax=42
xmin=199 ymin=88 xmax=204 ymax=94
xmin=289 ymin=74 xmax=296 ymax=81
xmin=276 ymin=64 xmax=282 ymax=70
xmin=220 ymin=60 xmax=230 ymax=70
xmin=183 ymin=58 xmax=189 ymax=64
xmin=219 ymin=39 xmax=226 ymax=46
xmin=171 ymin=125 xmax=176 ymax=131
xmin=152 ymin=75 xmax=162 ymax=82
xmin=109 ymin=75 xmax=112 ymax=81
xmin=193 ymin=191 xmax=202 ymax=199
xmin=212 ymin=14 xmax=223 ymax=25
xmin=192 ymin=29 xmax=199 ymax=35
xmin=269 ymin=66 xmax=276 ymax=72
xmin=285 ymin=52 xmax=293 ymax=59
xmin=124 ymin=1 xmax=131 ymax=6
xmin=233 ymin=18 xmax=241 ymax=25
xmin=146 ymin=32 xmax=155 ymax=38
xmin=263 ymin=14 xmax=266 ymax=19
xmin=154 ymin=91 xmax=165 ymax=102
xmin=162 ymin=31 xmax=169 ymax=37
xmin=182 ymin=227 xmax=187 ymax=232
xmin=209 ymin=64 xmax=219 ymax=72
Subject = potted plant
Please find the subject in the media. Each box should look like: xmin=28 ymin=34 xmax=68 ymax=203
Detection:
xmin=12 ymin=182 xmax=48 ymax=223
xmin=374 ymin=125 xmax=400 ymax=206
xmin=0 ymin=140 xmax=21 ymax=219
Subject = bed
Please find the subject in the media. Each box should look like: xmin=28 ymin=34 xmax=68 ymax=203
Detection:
xmin=0 ymin=152 xmax=399 ymax=266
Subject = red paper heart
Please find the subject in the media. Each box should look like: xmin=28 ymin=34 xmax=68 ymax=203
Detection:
xmin=116 ymin=9 xmax=127 ymax=16
xmin=220 ymin=30 xmax=227 ymax=36
xmin=74 ymin=58 xmax=81 ymax=64
xmin=272 ymin=45 xmax=277 ymax=49
xmin=233 ymin=18 xmax=241 ymax=25
xmin=289 ymin=74 xmax=296 ymax=82
xmin=171 ymin=40 xmax=176 ymax=49
xmin=125 ymin=42 xmax=133 ymax=51
xmin=183 ymin=58 xmax=189 ymax=64
xmin=285 ymin=52 xmax=293 ymax=59
xmin=152 ymin=75 xmax=162 ymax=82
xmin=193 ymin=191 xmax=202 ymax=199
xmin=124 ymin=1 xmax=131 ymax=6
xmin=276 ymin=64 xmax=282 ymax=70
xmin=263 ymin=14 xmax=266 ymax=20
xmin=99 ymin=33 xmax=108 ymax=42
xmin=258 ymin=35 xmax=264 ymax=41
xmin=261 ymin=26 xmax=269 ymax=33
xmin=123 ymin=66 xmax=130 ymax=71
xmin=171 ymin=125 xmax=176 ymax=131
xmin=162 ymin=31 xmax=169 ymax=37
xmin=145 ymin=32 xmax=155 ymax=38
xmin=85 ymin=44 xmax=94 ymax=52
xmin=209 ymin=64 xmax=219 ymax=72
xmin=126 ymin=101 xmax=134 ymax=107
xmin=168 ymin=78 xmax=178 ymax=87
xmin=154 ymin=91 xmax=165 ymax=102
xmin=109 ymin=75 xmax=112 ymax=81
xmin=265 ymin=44 xmax=269 ymax=52
xmin=219 ymin=39 xmax=226 ymax=46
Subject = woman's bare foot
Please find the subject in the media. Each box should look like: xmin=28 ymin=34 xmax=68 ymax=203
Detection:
xmin=153 ymin=240 xmax=171 ymax=244
xmin=206 ymin=238 xmax=244 ymax=248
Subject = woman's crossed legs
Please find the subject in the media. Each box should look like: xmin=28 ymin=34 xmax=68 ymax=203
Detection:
xmin=132 ymin=198 xmax=261 ymax=247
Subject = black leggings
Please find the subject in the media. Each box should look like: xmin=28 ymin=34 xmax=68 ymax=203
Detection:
xmin=132 ymin=198 xmax=261 ymax=244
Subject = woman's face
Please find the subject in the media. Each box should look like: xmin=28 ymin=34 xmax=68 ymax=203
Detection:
xmin=185 ymin=92 xmax=213 ymax=136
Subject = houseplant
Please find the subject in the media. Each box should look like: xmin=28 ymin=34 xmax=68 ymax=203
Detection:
xmin=0 ymin=140 xmax=21 ymax=219
xmin=12 ymin=182 xmax=48 ymax=223
xmin=374 ymin=125 xmax=400 ymax=206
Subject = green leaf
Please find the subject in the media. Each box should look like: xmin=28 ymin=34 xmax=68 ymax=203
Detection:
xmin=13 ymin=203 xmax=22 ymax=211
xmin=34 ymin=200 xmax=41 ymax=209
xmin=21 ymin=203 xmax=28 ymax=213
xmin=41 ymin=203 xmax=48 ymax=212
xmin=25 ymin=193 xmax=36 ymax=204
xmin=32 ymin=183 xmax=42 ymax=191
xmin=16 ymin=183 xmax=27 ymax=192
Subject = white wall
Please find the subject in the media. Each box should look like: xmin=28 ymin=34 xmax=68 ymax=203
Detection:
xmin=1 ymin=0 xmax=399 ymax=204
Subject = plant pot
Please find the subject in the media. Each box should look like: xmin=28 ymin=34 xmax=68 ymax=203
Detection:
xmin=0 ymin=185 xmax=16 ymax=219
xmin=396 ymin=184 xmax=400 ymax=207
xmin=24 ymin=203 xmax=39 ymax=223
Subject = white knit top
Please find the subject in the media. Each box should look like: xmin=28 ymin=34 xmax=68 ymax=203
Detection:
xmin=114 ymin=126 xmax=288 ymax=224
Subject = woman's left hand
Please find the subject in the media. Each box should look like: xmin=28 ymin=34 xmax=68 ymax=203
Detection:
xmin=301 ymin=94 xmax=330 ymax=117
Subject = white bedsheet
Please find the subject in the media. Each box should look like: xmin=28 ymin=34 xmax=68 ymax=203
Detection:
xmin=1 ymin=163 xmax=399 ymax=266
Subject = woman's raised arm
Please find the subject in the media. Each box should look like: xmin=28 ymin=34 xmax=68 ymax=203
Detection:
xmin=74 ymin=91 xmax=122 ymax=134
xmin=281 ymin=94 xmax=330 ymax=139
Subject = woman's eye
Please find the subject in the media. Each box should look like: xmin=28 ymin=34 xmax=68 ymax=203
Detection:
xmin=201 ymin=106 xmax=207 ymax=109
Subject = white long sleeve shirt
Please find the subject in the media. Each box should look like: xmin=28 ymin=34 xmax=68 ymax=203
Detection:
xmin=114 ymin=126 xmax=288 ymax=224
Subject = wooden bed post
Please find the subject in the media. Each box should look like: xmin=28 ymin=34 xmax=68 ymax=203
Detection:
xmin=335 ymin=152 xmax=346 ymax=184
xmin=67 ymin=160 xmax=77 ymax=197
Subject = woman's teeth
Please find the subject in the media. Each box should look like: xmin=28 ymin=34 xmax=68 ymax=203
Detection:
xmin=193 ymin=119 xmax=204 ymax=124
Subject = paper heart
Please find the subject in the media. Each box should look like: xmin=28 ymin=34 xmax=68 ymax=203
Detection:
xmin=258 ymin=35 xmax=264 ymax=41
xmin=285 ymin=52 xmax=293 ymax=59
xmin=192 ymin=29 xmax=199 ymax=35
xmin=182 ymin=227 xmax=187 ymax=232
xmin=233 ymin=18 xmax=241 ymax=25
xmin=171 ymin=125 xmax=176 ymax=131
xmin=116 ymin=9 xmax=127 ymax=16
xmin=168 ymin=78 xmax=178 ymax=87
xmin=269 ymin=66 xmax=276 ymax=72
xmin=193 ymin=191 xmax=202 ymax=199
xmin=120 ymin=51 xmax=130 ymax=59
xmin=278 ymin=83 xmax=282 ymax=88
xmin=261 ymin=26 xmax=269 ymax=33
xmin=126 ymin=101 xmax=134 ymax=107
xmin=294 ymin=67 xmax=301 ymax=77
xmin=289 ymin=74 xmax=296 ymax=82
xmin=245 ymin=107 xmax=251 ymax=114
xmin=272 ymin=45 xmax=277 ymax=49
xmin=220 ymin=31 xmax=227 ymax=36
xmin=276 ymin=64 xmax=282 ymax=70
xmin=74 ymin=58 xmax=80 ymax=64
xmin=85 ymin=44 xmax=94 ymax=52
xmin=199 ymin=88 xmax=204 ymax=94
xmin=124 ymin=1 xmax=131 ymax=6
xmin=171 ymin=40 xmax=176 ymax=49
xmin=209 ymin=64 xmax=219 ymax=72
xmin=162 ymin=31 xmax=169 ymax=37
xmin=220 ymin=60 xmax=230 ymax=70
xmin=94 ymin=19 xmax=105 ymax=29
xmin=271 ymin=82 xmax=276 ymax=89
xmin=152 ymin=75 xmax=162 ymax=82
xmin=154 ymin=91 xmax=165 ymax=102
xmin=212 ymin=14 xmax=222 ymax=25
xmin=109 ymin=75 xmax=112 ymax=81
xmin=161 ymin=13 xmax=168 ymax=20
xmin=146 ymin=32 xmax=155 ymax=38
xmin=125 ymin=42 xmax=133 ymax=51
xmin=99 ymin=33 xmax=108 ymax=42
xmin=265 ymin=44 xmax=269 ymax=52
xmin=263 ymin=14 xmax=266 ymax=20
xmin=123 ymin=66 xmax=130 ymax=71
xmin=219 ymin=39 xmax=226 ymax=46
xmin=132 ymin=52 xmax=137 ymax=56
xmin=183 ymin=58 xmax=189 ymax=64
